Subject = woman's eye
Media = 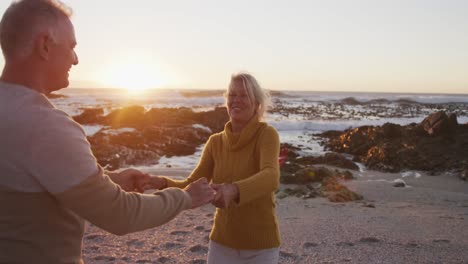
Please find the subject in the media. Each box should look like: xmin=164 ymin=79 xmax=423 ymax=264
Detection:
xmin=228 ymin=94 xmax=248 ymax=99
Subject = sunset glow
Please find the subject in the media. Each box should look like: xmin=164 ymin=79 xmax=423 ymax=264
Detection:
xmin=100 ymin=60 xmax=168 ymax=92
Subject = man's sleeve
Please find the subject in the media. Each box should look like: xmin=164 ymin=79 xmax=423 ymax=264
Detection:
xmin=55 ymin=167 xmax=191 ymax=235
xmin=28 ymin=108 xmax=191 ymax=235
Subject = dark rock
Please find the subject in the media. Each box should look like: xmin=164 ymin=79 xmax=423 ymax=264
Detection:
xmin=321 ymin=176 xmax=363 ymax=202
xmin=194 ymin=107 xmax=229 ymax=133
xmin=80 ymin=106 xmax=228 ymax=170
xmin=419 ymin=111 xmax=457 ymax=137
xmin=73 ymin=108 xmax=104 ymax=124
xmin=88 ymin=125 xmax=210 ymax=170
xmin=318 ymin=111 xmax=468 ymax=177
xmin=460 ymin=168 xmax=467 ymax=181
xmin=104 ymin=105 xmax=146 ymax=128
xmin=382 ymin=123 xmax=402 ymax=138
xmin=393 ymin=180 xmax=406 ymax=187
xmin=341 ymin=97 xmax=361 ymax=105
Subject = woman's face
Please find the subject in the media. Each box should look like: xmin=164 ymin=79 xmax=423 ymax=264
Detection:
xmin=227 ymin=79 xmax=257 ymax=124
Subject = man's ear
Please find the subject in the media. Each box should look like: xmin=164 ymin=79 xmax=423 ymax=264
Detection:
xmin=36 ymin=33 xmax=52 ymax=60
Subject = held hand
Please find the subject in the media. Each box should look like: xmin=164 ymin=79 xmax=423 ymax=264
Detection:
xmin=210 ymin=183 xmax=240 ymax=208
xmin=184 ymin=178 xmax=216 ymax=209
xmin=147 ymin=176 xmax=168 ymax=190
xmin=110 ymin=168 xmax=151 ymax=193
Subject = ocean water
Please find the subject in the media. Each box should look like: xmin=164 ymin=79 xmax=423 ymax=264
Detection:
xmin=51 ymin=88 xmax=468 ymax=171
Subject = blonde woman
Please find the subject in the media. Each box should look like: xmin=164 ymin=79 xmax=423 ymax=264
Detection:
xmin=152 ymin=73 xmax=281 ymax=264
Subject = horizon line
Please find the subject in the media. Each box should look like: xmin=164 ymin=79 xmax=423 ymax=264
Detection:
xmin=66 ymin=86 xmax=468 ymax=96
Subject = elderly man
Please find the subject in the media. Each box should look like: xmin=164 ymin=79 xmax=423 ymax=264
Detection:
xmin=0 ymin=0 xmax=215 ymax=263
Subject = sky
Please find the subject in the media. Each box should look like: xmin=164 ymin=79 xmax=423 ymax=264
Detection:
xmin=0 ymin=0 xmax=467 ymax=93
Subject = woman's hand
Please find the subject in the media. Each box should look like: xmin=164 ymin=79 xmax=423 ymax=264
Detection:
xmin=210 ymin=183 xmax=239 ymax=208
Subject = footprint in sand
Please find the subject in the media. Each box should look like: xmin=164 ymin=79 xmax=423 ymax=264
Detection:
xmin=161 ymin=242 xmax=184 ymax=249
xmin=88 ymin=246 xmax=99 ymax=251
xmin=336 ymin=242 xmax=354 ymax=247
xmin=279 ymin=251 xmax=298 ymax=260
xmin=136 ymin=259 xmax=152 ymax=263
xmin=205 ymin=213 xmax=213 ymax=217
xmin=405 ymin=242 xmax=419 ymax=248
xmin=303 ymin=242 xmax=319 ymax=248
xmin=84 ymin=234 xmax=104 ymax=242
xmin=126 ymin=239 xmax=145 ymax=247
xmin=362 ymin=202 xmax=376 ymax=208
xmin=170 ymin=230 xmax=190 ymax=236
xmin=189 ymin=244 xmax=209 ymax=254
xmin=191 ymin=259 xmax=206 ymax=264
xmin=194 ymin=225 xmax=205 ymax=231
xmin=157 ymin=256 xmax=170 ymax=263
xmin=432 ymin=239 xmax=450 ymax=243
xmin=93 ymin=255 xmax=115 ymax=261
xmin=439 ymin=215 xmax=455 ymax=219
xmin=358 ymin=237 xmax=380 ymax=243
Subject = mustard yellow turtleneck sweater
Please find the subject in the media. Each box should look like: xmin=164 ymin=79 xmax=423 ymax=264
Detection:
xmin=165 ymin=117 xmax=281 ymax=250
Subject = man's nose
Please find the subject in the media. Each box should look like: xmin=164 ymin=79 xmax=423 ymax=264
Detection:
xmin=73 ymin=51 xmax=79 ymax=65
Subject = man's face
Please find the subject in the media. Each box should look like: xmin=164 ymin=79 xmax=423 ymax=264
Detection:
xmin=45 ymin=18 xmax=78 ymax=92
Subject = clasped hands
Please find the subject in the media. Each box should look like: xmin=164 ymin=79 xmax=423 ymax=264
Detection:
xmin=108 ymin=169 xmax=238 ymax=209
xmin=156 ymin=177 xmax=240 ymax=209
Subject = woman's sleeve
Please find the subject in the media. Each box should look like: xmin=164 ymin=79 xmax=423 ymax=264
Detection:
xmin=164 ymin=136 xmax=215 ymax=188
xmin=234 ymin=126 xmax=280 ymax=205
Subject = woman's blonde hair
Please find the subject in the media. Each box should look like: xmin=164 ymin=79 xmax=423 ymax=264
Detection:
xmin=227 ymin=72 xmax=271 ymax=120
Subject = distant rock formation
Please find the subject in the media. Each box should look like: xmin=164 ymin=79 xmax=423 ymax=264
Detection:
xmin=318 ymin=111 xmax=468 ymax=177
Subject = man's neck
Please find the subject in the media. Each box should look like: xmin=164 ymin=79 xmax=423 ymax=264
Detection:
xmin=1 ymin=64 xmax=47 ymax=94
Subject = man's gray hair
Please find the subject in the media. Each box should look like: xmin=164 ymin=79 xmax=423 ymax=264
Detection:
xmin=0 ymin=0 xmax=72 ymax=60
xmin=228 ymin=72 xmax=272 ymax=120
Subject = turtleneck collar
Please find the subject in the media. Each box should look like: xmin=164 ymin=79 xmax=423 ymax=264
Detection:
xmin=223 ymin=117 xmax=267 ymax=151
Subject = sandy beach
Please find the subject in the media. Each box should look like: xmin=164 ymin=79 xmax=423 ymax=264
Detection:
xmin=81 ymin=167 xmax=468 ymax=264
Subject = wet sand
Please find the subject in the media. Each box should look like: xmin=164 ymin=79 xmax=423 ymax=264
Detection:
xmin=83 ymin=168 xmax=468 ymax=264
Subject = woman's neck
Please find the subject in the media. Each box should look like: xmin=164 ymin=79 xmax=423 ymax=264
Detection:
xmin=231 ymin=121 xmax=245 ymax=134
xmin=231 ymin=116 xmax=256 ymax=133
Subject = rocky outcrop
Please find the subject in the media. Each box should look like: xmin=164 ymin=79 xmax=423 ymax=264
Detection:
xmin=318 ymin=111 xmax=468 ymax=176
xmin=278 ymin=143 xmax=361 ymax=202
xmin=277 ymin=166 xmax=362 ymax=203
xmin=73 ymin=108 xmax=105 ymax=124
xmin=418 ymin=111 xmax=458 ymax=137
xmin=73 ymin=106 xmax=229 ymax=170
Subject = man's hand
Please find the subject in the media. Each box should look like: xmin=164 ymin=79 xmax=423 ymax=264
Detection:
xmin=148 ymin=176 xmax=168 ymax=190
xmin=108 ymin=168 xmax=151 ymax=193
xmin=210 ymin=183 xmax=240 ymax=208
xmin=184 ymin=178 xmax=216 ymax=209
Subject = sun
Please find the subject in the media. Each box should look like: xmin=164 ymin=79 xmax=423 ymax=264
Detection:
xmin=100 ymin=60 xmax=168 ymax=92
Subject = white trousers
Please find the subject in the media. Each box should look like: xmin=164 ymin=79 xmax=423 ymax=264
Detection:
xmin=207 ymin=240 xmax=279 ymax=264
